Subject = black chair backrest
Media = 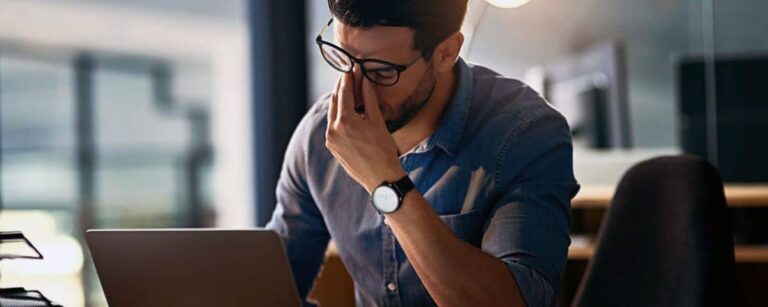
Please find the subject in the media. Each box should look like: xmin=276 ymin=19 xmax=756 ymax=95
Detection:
xmin=572 ymin=155 xmax=735 ymax=307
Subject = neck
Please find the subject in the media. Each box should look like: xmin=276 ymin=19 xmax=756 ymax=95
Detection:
xmin=392 ymin=64 xmax=457 ymax=155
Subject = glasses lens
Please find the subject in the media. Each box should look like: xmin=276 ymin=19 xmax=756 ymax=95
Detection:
xmin=363 ymin=62 xmax=399 ymax=86
xmin=320 ymin=43 xmax=353 ymax=72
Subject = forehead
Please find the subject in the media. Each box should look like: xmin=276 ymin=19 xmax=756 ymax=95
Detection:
xmin=332 ymin=20 xmax=417 ymax=58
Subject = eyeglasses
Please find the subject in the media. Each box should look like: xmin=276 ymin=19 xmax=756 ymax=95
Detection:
xmin=315 ymin=18 xmax=421 ymax=87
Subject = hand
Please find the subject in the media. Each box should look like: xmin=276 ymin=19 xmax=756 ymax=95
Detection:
xmin=325 ymin=73 xmax=406 ymax=194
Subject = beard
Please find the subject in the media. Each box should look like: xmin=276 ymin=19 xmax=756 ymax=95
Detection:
xmin=382 ymin=64 xmax=437 ymax=133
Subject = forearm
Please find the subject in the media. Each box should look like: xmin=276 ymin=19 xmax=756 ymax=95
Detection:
xmin=386 ymin=191 xmax=526 ymax=307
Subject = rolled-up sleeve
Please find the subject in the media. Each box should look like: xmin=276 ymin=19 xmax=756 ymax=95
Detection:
xmin=481 ymin=109 xmax=580 ymax=306
xmin=265 ymin=109 xmax=330 ymax=305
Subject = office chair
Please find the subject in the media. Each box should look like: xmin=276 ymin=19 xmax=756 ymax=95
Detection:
xmin=572 ymin=155 xmax=736 ymax=307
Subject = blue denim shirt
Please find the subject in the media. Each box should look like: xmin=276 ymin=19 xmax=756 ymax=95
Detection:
xmin=267 ymin=58 xmax=579 ymax=307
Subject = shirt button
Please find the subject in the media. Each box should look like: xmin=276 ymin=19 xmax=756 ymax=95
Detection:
xmin=387 ymin=282 xmax=397 ymax=292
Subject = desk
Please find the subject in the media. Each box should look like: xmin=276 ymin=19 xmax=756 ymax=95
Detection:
xmin=570 ymin=184 xmax=768 ymax=263
xmin=309 ymin=242 xmax=354 ymax=307
xmin=568 ymin=245 xmax=768 ymax=263
xmin=573 ymin=184 xmax=768 ymax=208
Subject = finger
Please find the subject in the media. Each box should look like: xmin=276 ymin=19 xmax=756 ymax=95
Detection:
xmin=362 ymin=78 xmax=384 ymax=124
xmin=328 ymin=75 xmax=342 ymax=125
xmin=337 ymin=72 xmax=355 ymax=122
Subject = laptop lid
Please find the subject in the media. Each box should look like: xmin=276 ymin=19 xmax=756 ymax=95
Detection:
xmin=86 ymin=229 xmax=300 ymax=307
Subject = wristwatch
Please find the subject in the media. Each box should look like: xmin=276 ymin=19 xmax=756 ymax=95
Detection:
xmin=371 ymin=175 xmax=415 ymax=214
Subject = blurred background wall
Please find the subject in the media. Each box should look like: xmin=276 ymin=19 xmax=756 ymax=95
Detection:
xmin=0 ymin=1 xmax=251 ymax=305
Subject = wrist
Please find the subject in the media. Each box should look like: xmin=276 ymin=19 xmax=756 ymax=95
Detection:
xmin=367 ymin=163 xmax=407 ymax=194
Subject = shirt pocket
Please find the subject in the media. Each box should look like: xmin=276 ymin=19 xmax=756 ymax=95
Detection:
xmin=438 ymin=208 xmax=486 ymax=247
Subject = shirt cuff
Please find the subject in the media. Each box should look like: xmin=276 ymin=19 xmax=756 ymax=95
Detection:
xmin=503 ymin=259 xmax=557 ymax=307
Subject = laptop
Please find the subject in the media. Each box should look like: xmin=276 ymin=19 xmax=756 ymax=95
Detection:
xmin=86 ymin=229 xmax=301 ymax=307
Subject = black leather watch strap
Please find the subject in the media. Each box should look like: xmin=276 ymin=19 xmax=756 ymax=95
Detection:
xmin=391 ymin=175 xmax=415 ymax=198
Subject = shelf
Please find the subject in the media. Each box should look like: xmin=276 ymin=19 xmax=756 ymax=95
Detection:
xmin=568 ymin=244 xmax=768 ymax=263
xmin=734 ymin=245 xmax=768 ymax=263
xmin=568 ymin=245 xmax=594 ymax=261
xmin=573 ymin=184 xmax=768 ymax=209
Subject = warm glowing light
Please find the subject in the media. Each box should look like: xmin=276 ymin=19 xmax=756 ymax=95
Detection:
xmin=485 ymin=0 xmax=531 ymax=9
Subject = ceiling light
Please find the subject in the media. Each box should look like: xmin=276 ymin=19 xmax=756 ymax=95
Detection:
xmin=485 ymin=0 xmax=531 ymax=9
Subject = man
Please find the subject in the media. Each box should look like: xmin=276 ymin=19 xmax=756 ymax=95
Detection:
xmin=267 ymin=0 xmax=579 ymax=306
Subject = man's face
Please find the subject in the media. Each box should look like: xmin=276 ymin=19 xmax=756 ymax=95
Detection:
xmin=334 ymin=21 xmax=437 ymax=132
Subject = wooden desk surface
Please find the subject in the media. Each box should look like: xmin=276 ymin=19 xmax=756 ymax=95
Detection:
xmin=324 ymin=184 xmax=768 ymax=267
xmin=568 ymin=244 xmax=768 ymax=263
xmin=573 ymin=184 xmax=768 ymax=208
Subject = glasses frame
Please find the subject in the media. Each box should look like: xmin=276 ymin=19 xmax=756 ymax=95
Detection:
xmin=315 ymin=18 xmax=421 ymax=87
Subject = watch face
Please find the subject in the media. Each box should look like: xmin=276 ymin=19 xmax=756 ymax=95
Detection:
xmin=372 ymin=186 xmax=399 ymax=213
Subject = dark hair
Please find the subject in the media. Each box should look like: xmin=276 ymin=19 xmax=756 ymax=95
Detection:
xmin=327 ymin=0 xmax=468 ymax=60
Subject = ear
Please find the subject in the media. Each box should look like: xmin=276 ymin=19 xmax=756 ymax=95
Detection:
xmin=430 ymin=32 xmax=464 ymax=74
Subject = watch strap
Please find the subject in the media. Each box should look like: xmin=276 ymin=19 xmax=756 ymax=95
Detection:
xmin=391 ymin=175 xmax=415 ymax=198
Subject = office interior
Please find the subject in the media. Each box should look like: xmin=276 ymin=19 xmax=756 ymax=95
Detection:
xmin=0 ymin=0 xmax=766 ymax=306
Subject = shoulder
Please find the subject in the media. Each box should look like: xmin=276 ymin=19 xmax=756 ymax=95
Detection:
xmin=302 ymin=93 xmax=332 ymax=135
xmin=296 ymin=93 xmax=332 ymax=144
xmin=463 ymin=64 xmax=573 ymax=187
xmin=468 ymin=63 xmax=567 ymax=137
xmin=285 ymin=93 xmax=333 ymax=168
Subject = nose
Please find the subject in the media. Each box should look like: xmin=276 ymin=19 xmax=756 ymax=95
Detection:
xmin=351 ymin=65 xmax=365 ymax=87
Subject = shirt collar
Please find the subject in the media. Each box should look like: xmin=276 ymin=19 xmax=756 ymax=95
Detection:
xmin=419 ymin=57 xmax=473 ymax=158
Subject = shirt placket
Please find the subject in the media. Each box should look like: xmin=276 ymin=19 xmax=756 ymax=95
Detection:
xmin=381 ymin=216 xmax=401 ymax=307
xmin=380 ymin=154 xmax=416 ymax=307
